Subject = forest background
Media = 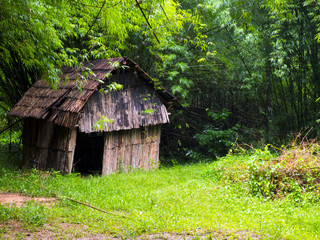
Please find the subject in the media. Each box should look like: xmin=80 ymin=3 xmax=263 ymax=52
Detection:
xmin=1 ymin=0 xmax=320 ymax=162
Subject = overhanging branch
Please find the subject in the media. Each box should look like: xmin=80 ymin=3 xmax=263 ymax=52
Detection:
xmin=134 ymin=0 xmax=160 ymax=44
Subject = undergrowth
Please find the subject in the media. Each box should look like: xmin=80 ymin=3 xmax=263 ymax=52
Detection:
xmin=245 ymin=142 xmax=320 ymax=201
xmin=203 ymin=141 xmax=320 ymax=202
xmin=0 ymin=203 xmax=48 ymax=228
xmin=1 ymin=142 xmax=320 ymax=239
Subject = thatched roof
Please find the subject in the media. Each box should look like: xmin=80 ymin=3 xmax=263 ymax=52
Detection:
xmin=9 ymin=57 xmax=180 ymax=129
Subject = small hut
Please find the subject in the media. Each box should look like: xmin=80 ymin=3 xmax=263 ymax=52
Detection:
xmin=9 ymin=57 xmax=180 ymax=175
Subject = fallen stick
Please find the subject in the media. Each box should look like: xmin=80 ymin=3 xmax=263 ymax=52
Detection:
xmin=36 ymin=184 xmax=129 ymax=218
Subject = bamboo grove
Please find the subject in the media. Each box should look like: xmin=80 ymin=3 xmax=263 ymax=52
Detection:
xmin=1 ymin=0 xmax=320 ymax=161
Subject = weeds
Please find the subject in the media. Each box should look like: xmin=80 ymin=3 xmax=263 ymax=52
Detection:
xmin=247 ymin=142 xmax=320 ymax=201
xmin=0 ymin=203 xmax=48 ymax=228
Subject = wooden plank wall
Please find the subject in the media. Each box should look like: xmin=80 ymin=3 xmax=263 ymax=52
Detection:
xmin=79 ymin=71 xmax=169 ymax=133
xmin=102 ymin=125 xmax=161 ymax=175
xmin=22 ymin=118 xmax=76 ymax=173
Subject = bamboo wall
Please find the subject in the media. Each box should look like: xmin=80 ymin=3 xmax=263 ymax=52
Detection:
xmin=102 ymin=125 xmax=161 ymax=175
xmin=22 ymin=118 xmax=76 ymax=173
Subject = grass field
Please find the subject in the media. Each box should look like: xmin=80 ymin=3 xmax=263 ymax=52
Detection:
xmin=0 ymin=145 xmax=320 ymax=239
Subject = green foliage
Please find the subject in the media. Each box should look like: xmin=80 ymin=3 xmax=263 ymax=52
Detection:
xmin=92 ymin=115 xmax=114 ymax=131
xmin=247 ymin=143 xmax=320 ymax=201
xmin=0 ymin=0 xmax=205 ymax=87
xmin=17 ymin=204 xmax=48 ymax=227
xmin=0 ymin=130 xmax=21 ymax=146
xmin=0 ymin=144 xmax=22 ymax=171
xmin=142 ymin=94 xmax=152 ymax=102
xmin=141 ymin=108 xmax=157 ymax=115
xmin=192 ymin=109 xmax=239 ymax=158
xmin=0 ymin=1 xmax=208 ymax=159
xmin=0 ymin=204 xmax=48 ymax=228
xmin=99 ymin=81 xmax=123 ymax=94
xmin=0 ymin=0 xmax=70 ymax=79
xmin=0 ymin=205 xmax=11 ymax=222
xmin=3 ymin=0 xmax=320 ymax=166
xmin=159 ymin=0 xmax=320 ymax=153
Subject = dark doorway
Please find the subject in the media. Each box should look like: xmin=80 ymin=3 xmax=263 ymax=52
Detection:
xmin=73 ymin=131 xmax=104 ymax=175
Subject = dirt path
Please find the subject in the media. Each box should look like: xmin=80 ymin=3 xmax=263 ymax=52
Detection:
xmin=0 ymin=193 xmax=56 ymax=207
xmin=0 ymin=221 xmax=265 ymax=240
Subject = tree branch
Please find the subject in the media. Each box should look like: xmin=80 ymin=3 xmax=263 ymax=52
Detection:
xmin=134 ymin=0 xmax=160 ymax=44
xmin=83 ymin=0 xmax=107 ymax=40
xmin=0 ymin=119 xmax=22 ymax=136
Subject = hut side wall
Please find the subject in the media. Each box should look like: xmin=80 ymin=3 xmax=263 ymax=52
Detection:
xmin=22 ymin=118 xmax=76 ymax=173
xmin=102 ymin=125 xmax=161 ymax=175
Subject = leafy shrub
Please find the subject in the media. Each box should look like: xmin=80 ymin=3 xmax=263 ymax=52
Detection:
xmin=0 ymin=130 xmax=21 ymax=146
xmin=247 ymin=142 xmax=320 ymax=201
xmin=0 ymin=144 xmax=22 ymax=171
xmin=191 ymin=109 xmax=239 ymax=159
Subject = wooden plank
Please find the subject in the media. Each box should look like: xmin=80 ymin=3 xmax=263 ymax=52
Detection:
xmin=101 ymin=125 xmax=162 ymax=175
xmin=36 ymin=120 xmax=53 ymax=148
xmin=102 ymin=134 xmax=109 ymax=176
xmin=127 ymin=144 xmax=133 ymax=170
xmin=113 ymin=146 xmax=119 ymax=173
xmin=29 ymin=119 xmax=37 ymax=147
xmin=78 ymin=72 xmax=169 ymax=133
xmin=22 ymin=144 xmax=35 ymax=168
xmin=131 ymin=143 xmax=138 ymax=169
xmin=67 ymin=128 xmax=77 ymax=173
xmin=102 ymin=133 xmax=118 ymax=175
xmin=37 ymin=147 xmax=49 ymax=169
xmin=68 ymin=128 xmax=77 ymax=151
xmin=125 ymin=133 xmax=133 ymax=171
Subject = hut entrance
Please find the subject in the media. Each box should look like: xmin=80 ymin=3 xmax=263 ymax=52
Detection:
xmin=73 ymin=131 xmax=104 ymax=175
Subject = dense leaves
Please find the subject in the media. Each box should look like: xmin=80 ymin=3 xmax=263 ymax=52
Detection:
xmin=2 ymin=0 xmax=320 ymax=160
xmin=0 ymin=0 xmax=204 ymax=102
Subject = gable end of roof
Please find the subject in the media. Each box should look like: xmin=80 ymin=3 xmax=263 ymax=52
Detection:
xmin=8 ymin=57 xmax=181 ymax=128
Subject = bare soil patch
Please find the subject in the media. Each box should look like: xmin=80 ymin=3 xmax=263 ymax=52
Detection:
xmin=0 ymin=221 xmax=109 ymax=240
xmin=0 ymin=193 xmax=56 ymax=207
xmin=0 ymin=220 xmax=266 ymax=240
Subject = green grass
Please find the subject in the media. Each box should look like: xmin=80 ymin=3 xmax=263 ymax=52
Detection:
xmin=0 ymin=148 xmax=320 ymax=239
